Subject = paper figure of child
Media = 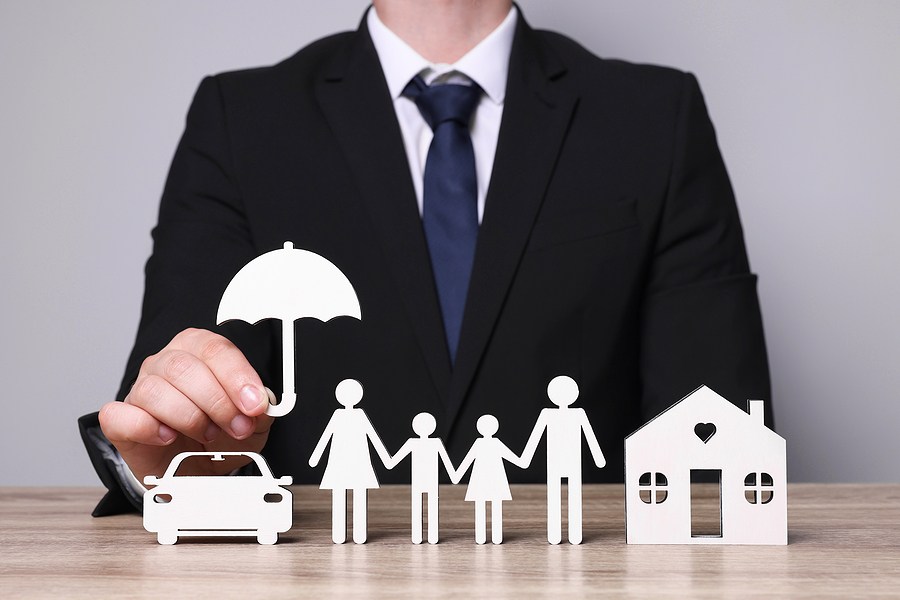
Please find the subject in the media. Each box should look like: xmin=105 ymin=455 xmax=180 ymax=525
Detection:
xmin=309 ymin=379 xmax=391 ymax=544
xmin=385 ymin=412 xmax=457 ymax=544
xmin=520 ymin=375 xmax=606 ymax=544
xmin=452 ymin=414 xmax=528 ymax=544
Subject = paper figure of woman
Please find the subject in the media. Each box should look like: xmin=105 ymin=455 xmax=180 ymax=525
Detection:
xmin=309 ymin=379 xmax=391 ymax=543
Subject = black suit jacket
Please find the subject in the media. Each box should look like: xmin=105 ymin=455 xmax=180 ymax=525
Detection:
xmin=82 ymin=10 xmax=770 ymax=513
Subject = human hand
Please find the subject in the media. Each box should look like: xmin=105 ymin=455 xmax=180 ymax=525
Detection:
xmin=98 ymin=328 xmax=273 ymax=484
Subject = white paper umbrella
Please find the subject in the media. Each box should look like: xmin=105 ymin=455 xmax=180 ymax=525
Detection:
xmin=217 ymin=242 xmax=362 ymax=417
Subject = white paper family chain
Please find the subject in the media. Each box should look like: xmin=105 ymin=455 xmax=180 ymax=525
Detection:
xmin=307 ymin=376 xmax=607 ymax=545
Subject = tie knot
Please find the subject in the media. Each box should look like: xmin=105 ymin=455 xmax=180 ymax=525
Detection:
xmin=404 ymin=76 xmax=482 ymax=131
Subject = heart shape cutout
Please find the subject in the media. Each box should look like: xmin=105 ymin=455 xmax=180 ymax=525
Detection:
xmin=694 ymin=422 xmax=716 ymax=443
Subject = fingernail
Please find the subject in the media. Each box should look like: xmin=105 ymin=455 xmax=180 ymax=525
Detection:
xmin=203 ymin=422 xmax=220 ymax=443
xmin=239 ymin=385 xmax=263 ymax=413
xmin=159 ymin=424 xmax=177 ymax=444
xmin=264 ymin=387 xmax=276 ymax=405
xmin=231 ymin=414 xmax=253 ymax=438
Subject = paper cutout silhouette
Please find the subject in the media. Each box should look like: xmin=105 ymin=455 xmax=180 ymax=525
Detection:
xmin=520 ymin=375 xmax=606 ymax=544
xmin=309 ymin=379 xmax=391 ymax=544
xmin=142 ymin=451 xmax=292 ymax=545
xmin=385 ymin=412 xmax=457 ymax=544
xmin=625 ymin=385 xmax=787 ymax=545
xmin=452 ymin=415 xmax=528 ymax=544
xmin=217 ymin=241 xmax=361 ymax=417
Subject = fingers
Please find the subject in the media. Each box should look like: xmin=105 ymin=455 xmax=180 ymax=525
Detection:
xmin=99 ymin=400 xmax=176 ymax=450
xmin=171 ymin=328 xmax=269 ymax=415
xmin=100 ymin=328 xmax=274 ymax=483
xmin=127 ymin=328 xmax=269 ymax=443
xmin=127 ymin=373 xmax=227 ymax=443
xmin=100 ymin=399 xmax=271 ymax=482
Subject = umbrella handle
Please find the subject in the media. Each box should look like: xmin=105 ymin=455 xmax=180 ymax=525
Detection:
xmin=265 ymin=318 xmax=297 ymax=418
xmin=266 ymin=391 xmax=296 ymax=418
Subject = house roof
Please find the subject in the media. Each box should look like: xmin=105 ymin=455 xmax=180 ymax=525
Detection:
xmin=625 ymin=385 xmax=784 ymax=448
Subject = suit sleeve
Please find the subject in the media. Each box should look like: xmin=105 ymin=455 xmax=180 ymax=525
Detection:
xmin=117 ymin=76 xmax=275 ymax=403
xmin=80 ymin=77 xmax=277 ymax=515
xmin=639 ymin=73 xmax=772 ymax=424
xmin=78 ymin=412 xmax=144 ymax=516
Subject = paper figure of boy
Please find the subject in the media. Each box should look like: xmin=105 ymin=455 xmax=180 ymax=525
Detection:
xmin=309 ymin=379 xmax=391 ymax=544
xmin=452 ymin=414 xmax=528 ymax=544
xmin=385 ymin=412 xmax=457 ymax=544
xmin=520 ymin=375 xmax=606 ymax=544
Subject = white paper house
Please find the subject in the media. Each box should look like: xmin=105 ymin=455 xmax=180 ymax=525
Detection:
xmin=625 ymin=385 xmax=786 ymax=545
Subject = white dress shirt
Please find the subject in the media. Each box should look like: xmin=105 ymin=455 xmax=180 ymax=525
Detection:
xmin=367 ymin=5 xmax=517 ymax=223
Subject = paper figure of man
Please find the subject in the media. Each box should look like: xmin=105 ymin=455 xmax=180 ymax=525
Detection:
xmin=385 ymin=412 xmax=457 ymax=544
xmin=520 ymin=375 xmax=606 ymax=544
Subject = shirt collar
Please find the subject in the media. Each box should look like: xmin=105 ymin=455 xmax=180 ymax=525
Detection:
xmin=367 ymin=4 xmax=517 ymax=105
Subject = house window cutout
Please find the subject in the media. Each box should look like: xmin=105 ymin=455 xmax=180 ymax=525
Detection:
xmin=690 ymin=469 xmax=722 ymax=537
xmin=639 ymin=472 xmax=668 ymax=504
xmin=744 ymin=472 xmax=774 ymax=504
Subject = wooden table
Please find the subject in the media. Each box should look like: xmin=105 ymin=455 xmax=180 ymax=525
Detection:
xmin=1 ymin=484 xmax=899 ymax=598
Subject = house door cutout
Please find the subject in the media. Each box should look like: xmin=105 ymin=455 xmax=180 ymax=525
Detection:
xmin=690 ymin=469 xmax=722 ymax=537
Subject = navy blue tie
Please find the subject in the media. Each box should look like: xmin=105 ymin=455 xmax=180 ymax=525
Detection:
xmin=404 ymin=76 xmax=482 ymax=363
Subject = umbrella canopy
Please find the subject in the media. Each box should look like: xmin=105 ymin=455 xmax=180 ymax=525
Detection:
xmin=217 ymin=242 xmax=362 ymax=417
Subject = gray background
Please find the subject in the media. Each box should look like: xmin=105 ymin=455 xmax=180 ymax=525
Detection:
xmin=2 ymin=1 xmax=898 ymax=486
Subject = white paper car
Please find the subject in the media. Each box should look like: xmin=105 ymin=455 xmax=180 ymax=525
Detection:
xmin=143 ymin=451 xmax=293 ymax=545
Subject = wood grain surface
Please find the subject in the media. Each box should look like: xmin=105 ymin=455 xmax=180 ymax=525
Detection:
xmin=1 ymin=484 xmax=898 ymax=598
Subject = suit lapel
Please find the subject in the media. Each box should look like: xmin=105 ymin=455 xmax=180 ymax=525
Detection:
xmin=315 ymin=21 xmax=453 ymax=401
xmin=446 ymin=16 xmax=578 ymax=427
xmin=313 ymin=15 xmax=577 ymax=428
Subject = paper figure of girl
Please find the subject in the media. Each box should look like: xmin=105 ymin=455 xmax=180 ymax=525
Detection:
xmin=451 ymin=414 xmax=528 ymax=544
xmin=309 ymin=379 xmax=391 ymax=544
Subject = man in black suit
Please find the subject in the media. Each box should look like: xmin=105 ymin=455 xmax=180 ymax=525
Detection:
xmin=82 ymin=0 xmax=770 ymax=515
